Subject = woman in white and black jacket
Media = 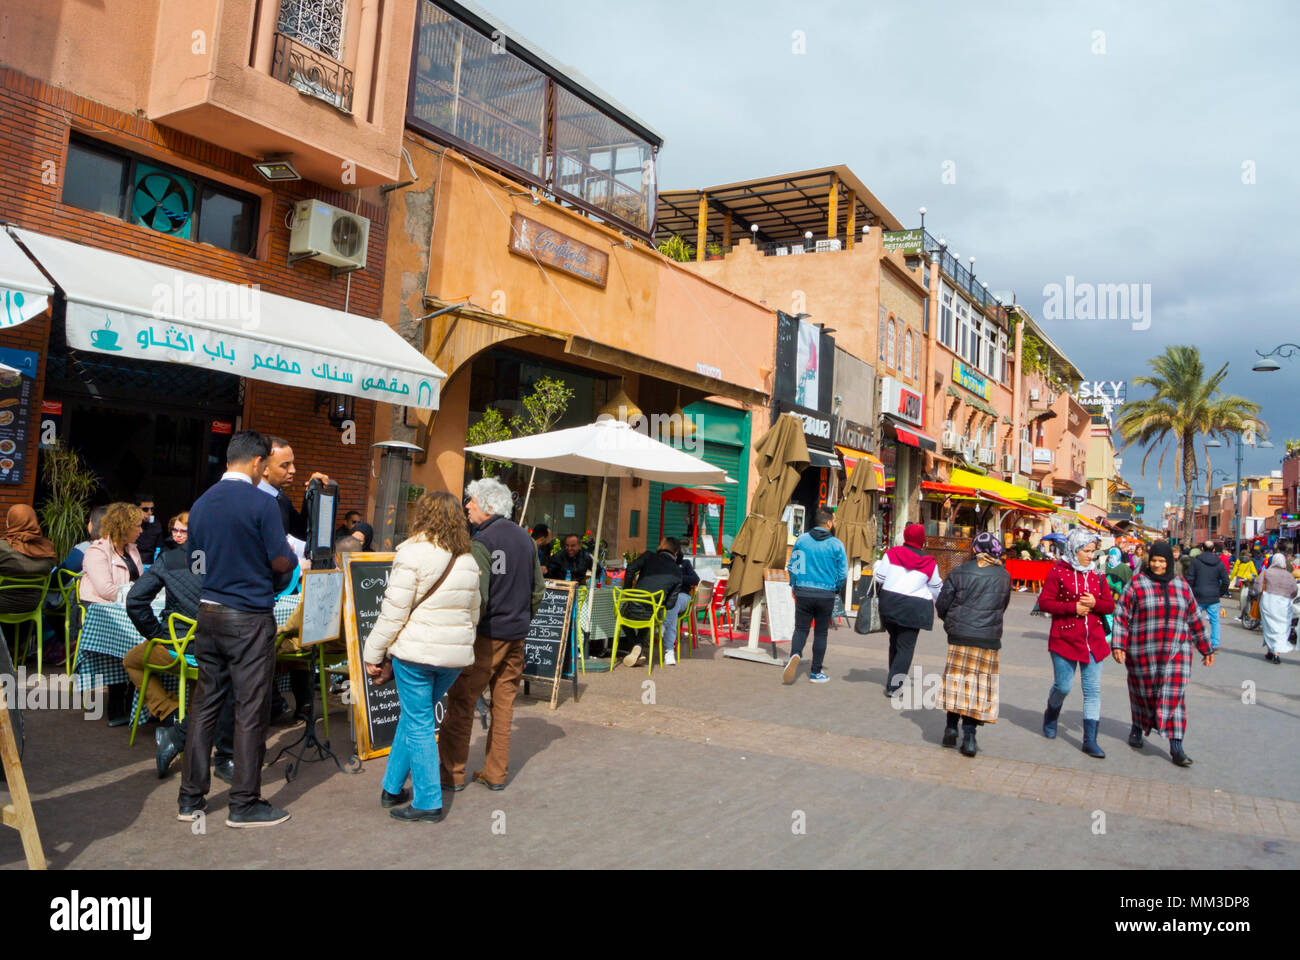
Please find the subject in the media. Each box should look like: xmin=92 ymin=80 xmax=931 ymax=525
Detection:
xmin=873 ymin=523 xmax=943 ymax=696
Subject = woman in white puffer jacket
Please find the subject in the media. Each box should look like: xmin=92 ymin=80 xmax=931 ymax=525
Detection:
xmin=364 ymin=491 xmax=482 ymax=823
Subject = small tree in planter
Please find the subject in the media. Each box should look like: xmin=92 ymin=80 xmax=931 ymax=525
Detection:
xmin=38 ymin=441 xmax=99 ymax=559
xmin=466 ymin=408 xmax=512 ymax=478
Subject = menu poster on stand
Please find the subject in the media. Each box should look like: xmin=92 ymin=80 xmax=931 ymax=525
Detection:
xmin=521 ymin=580 xmax=577 ymax=709
xmin=341 ymin=554 xmax=401 ymax=760
xmin=0 ymin=348 xmax=38 ymax=486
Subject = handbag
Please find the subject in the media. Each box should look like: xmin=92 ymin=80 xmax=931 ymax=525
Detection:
xmin=853 ymin=579 xmax=885 ymax=634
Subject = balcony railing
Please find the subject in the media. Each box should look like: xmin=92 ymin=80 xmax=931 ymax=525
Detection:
xmin=922 ymin=230 xmax=1008 ymax=323
xmin=272 ymin=32 xmax=354 ymax=114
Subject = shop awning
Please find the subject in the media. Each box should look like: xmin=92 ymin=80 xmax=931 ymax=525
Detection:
xmin=884 ymin=415 xmax=938 ymax=452
xmin=837 ymin=446 xmax=884 ymax=489
xmin=0 ymin=230 xmax=53 ymax=329
xmin=921 ymin=481 xmax=978 ymax=497
xmin=11 ymin=227 xmax=446 ymax=410
xmin=949 ymin=467 xmax=1057 ymax=512
xmin=808 ymin=448 xmax=841 ymax=471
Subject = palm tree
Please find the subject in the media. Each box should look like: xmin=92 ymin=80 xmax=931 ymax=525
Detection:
xmin=1117 ymin=345 xmax=1263 ymax=546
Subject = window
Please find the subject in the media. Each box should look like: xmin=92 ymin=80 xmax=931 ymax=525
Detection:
xmin=897 ymin=323 xmax=905 ymax=373
xmin=939 ymin=290 xmax=953 ymax=347
xmin=886 ymin=318 xmax=896 ymax=369
xmin=277 ymin=0 xmax=345 ymax=59
xmin=61 ymin=136 xmax=259 ymax=255
xmin=913 ymin=329 xmax=921 ymax=380
xmin=984 ymin=323 xmax=998 ymax=378
xmin=904 ymin=330 xmax=913 ymax=380
xmin=879 ymin=306 xmax=888 ymax=363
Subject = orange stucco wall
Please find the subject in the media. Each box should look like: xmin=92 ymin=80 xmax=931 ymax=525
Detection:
xmin=2 ymin=0 xmax=415 ymax=188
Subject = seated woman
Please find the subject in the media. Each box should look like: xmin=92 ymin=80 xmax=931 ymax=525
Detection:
xmin=0 ymin=504 xmax=58 ymax=613
xmin=79 ymin=502 xmax=144 ymax=604
xmin=159 ymin=511 xmax=189 ymax=562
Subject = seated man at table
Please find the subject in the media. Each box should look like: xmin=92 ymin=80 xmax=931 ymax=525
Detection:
xmin=124 ymin=539 xmax=236 ymax=781
xmin=619 ymin=537 xmax=685 ymax=667
xmin=544 ymin=533 xmax=593 ymax=582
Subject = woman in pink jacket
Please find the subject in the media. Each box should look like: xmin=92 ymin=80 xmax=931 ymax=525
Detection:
xmin=79 ymin=502 xmax=145 ymax=604
xmin=1036 ymin=528 xmax=1115 ymax=758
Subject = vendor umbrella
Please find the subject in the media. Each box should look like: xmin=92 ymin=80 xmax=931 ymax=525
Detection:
xmin=834 ymin=454 xmax=879 ymax=612
xmin=466 ymin=418 xmax=728 ymax=656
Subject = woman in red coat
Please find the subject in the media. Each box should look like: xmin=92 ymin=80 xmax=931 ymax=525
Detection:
xmin=1036 ymin=529 xmax=1115 ymax=758
xmin=1111 ymin=541 xmax=1215 ymax=766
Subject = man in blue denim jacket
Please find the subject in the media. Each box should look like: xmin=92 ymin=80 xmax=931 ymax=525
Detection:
xmin=782 ymin=507 xmax=848 ymax=685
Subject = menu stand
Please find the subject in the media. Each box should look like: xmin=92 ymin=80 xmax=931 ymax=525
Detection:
xmin=266 ymin=695 xmax=360 ymax=782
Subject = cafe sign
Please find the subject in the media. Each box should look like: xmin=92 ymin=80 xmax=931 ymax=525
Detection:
xmin=880 ymin=376 xmax=924 ymax=428
xmin=779 ymin=401 xmax=833 ymax=450
xmin=951 ymin=358 xmax=992 ymax=402
xmin=883 ymin=229 xmax=923 ymax=255
xmin=834 ymin=416 xmax=875 ymax=453
xmin=509 ymin=213 xmax=609 ymax=289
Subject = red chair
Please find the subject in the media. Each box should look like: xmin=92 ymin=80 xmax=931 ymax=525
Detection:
xmin=701 ymin=579 xmax=735 ymax=643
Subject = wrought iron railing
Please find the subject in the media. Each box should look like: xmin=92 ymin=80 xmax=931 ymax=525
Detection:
xmin=922 ymin=230 xmax=1008 ymax=322
xmin=272 ymin=32 xmax=354 ymax=114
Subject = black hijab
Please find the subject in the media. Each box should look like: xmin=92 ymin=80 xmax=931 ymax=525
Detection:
xmin=352 ymin=521 xmax=374 ymax=551
xmin=1143 ymin=541 xmax=1176 ymax=585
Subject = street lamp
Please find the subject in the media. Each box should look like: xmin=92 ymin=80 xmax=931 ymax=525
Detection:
xmin=1253 ymin=343 xmax=1300 ymax=372
xmin=1206 ymin=431 xmax=1273 ymax=548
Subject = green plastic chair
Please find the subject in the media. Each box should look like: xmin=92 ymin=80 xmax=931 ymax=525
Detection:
xmin=0 ymin=571 xmax=55 ymax=676
xmin=54 ymin=569 xmax=85 ymax=675
xmin=128 ymin=612 xmax=198 ymax=747
xmin=609 ymin=587 xmax=664 ymax=674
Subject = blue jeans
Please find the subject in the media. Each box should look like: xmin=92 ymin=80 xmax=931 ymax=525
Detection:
xmin=661 ymin=592 xmax=691 ymax=655
xmin=382 ymin=658 xmax=462 ymax=811
xmin=1205 ymin=602 xmax=1221 ymax=648
xmin=1050 ymin=650 xmax=1102 ymax=721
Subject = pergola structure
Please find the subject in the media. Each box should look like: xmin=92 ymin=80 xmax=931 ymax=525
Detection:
xmin=656 ymin=166 xmax=905 ymax=260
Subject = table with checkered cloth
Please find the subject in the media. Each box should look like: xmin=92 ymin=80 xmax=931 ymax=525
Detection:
xmin=74 ymin=596 xmax=299 ymax=693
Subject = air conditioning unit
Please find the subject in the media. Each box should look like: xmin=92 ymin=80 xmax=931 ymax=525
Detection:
xmin=942 ymin=429 xmax=961 ymax=450
xmin=814 ymin=238 xmax=842 ymax=253
xmin=1029 ymin=388 xmax=1040 ymax=402
xmin=980 ymin=446 xmax=996 ymax=465
xmin=289 ymin=199 xmax=370 ymax=271
xmin=1003 ymin=453 xmax=1017 ymax=472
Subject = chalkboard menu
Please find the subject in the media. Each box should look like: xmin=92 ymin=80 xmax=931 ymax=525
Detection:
xmin=522 ymin=581 xmax=577 ymax=709
xmin=341 ymin=555 xmax=401 ymax=759
xmin=0 ymin=348 xmax=38 ymax=486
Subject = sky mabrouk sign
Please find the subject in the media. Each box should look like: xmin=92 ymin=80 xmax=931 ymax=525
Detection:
xmin=1075 ymin=380 xmax=1126 ymax=417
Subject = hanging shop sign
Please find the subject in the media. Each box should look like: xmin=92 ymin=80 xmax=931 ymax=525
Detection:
xmin=951 ymin=358 xmax=992 ymax=402
xmin=880 ymin=376 xmax=923 ymax=428
xmin=774 ymin=311 xmax=836 ymax=417
xmin=509 ymin=213 xmax=609 ymax=288
xmin=834 ymin=416 xmax=875 ymax=454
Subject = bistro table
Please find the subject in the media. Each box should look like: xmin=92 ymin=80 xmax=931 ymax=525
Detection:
xmin=74 ymin=595 xmax=299 ymax=717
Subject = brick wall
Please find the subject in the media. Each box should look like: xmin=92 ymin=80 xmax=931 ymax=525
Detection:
xmin=0 ymin=67 xmax=387 ymax=519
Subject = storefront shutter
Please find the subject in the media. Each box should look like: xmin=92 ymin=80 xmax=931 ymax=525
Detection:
xmin=649 ymin=439 xmax=744 ymax=552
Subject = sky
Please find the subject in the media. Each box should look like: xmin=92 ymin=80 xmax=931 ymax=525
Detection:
xmin=479 ymin=0 xmax=1300 ymax=517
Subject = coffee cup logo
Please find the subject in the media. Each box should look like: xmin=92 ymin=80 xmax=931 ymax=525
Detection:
xmin=90 ymin=317 xmax=122 ymax=351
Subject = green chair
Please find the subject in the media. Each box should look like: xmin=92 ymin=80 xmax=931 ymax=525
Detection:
xmin=275 ymin=640 xmax=330 ymax=739
xmin=54 ymin=569 xmax=85 ymax=675
xmin=0 ymin=571 xmax=55 ymax=676
xmin=128 ymin=612 xmax=198 ymax=747
xmin=608 ymin=587 xmax=664 ymax=674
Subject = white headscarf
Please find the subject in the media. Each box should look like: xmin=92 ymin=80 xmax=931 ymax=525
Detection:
xmin=1065 ymin=528 xmax=1100 ymax=573
xmin=1270 ymin=552 xmax=1288 ymax=569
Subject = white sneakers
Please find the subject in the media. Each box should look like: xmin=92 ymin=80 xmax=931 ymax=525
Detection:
xmin=782 ymin=653 xmax=800 ymax=685
xmin=622 ymin=644 xmax=643 ymax=667
xmin=664 ymin=651 xmax=677 ymax=666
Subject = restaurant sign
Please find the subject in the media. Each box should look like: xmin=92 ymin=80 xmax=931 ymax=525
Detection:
xmin=951 ymin=358 xmax=992 ymax=402
xmin=880 ymin=376 xmax=924 ymax=428
xmin=779 ymin=401 xmax=834 ymax=451
xmin=883 ymin=229 xmax=924 ymax=255
xmin=509 ymin=213 xmax=609 ymax=288
xmin=834 ymin=416 xmax=875 ymax=454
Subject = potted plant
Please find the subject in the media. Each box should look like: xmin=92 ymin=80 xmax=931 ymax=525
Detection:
xmin=705 ymin=242 xmax=724 ymax=260
xmin=38 ymin=441 xmax=99 ymax=560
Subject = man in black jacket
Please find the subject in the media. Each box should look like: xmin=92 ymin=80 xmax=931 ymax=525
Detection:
xmin=1187 ymin=540 xmax=1230 ymax=650
xmin=441 ymin=478 xmax=545 ymax=793
xmin=259 ymin=436 xmax=332 ymax=543
xmin=123 ymin=546 xmax=236 ymax=781
xmin=544 ymin=533 xmax=593 ymax=582
xmin=621 ymin=538 xmax=686 ymax=667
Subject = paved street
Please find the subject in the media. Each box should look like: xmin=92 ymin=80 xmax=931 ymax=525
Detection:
xmin=3 ymin=592 xmax=1297 ymax=869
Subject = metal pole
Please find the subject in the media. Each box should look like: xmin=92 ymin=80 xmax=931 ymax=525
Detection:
xmin=1234 ymin=433 xmax=1243 ymax=552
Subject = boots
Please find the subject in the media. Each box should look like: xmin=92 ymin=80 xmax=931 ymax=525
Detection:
xmin=1128 ymin=723 xmax=1144 ymax=749
xmin=1170 ymin=739 xmax=1193 ymax=767
xmin=1081 ymin=719 xmax=1105 ymax=758
xmin=1042 ymin=689 xmax=1066 ymax=739
xmin=959 ymin=723 xmax=978 ymax=757
xmin=942 ymin=712 xmax=960 ymax=748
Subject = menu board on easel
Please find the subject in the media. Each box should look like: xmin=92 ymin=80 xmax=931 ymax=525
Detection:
xmin=521 ymin=580 xmax=577 ymax=709
xmin=341 ymin=554 xmax=400 ymax=760
xmin=0 ymin=348 xmax=38 ymax=486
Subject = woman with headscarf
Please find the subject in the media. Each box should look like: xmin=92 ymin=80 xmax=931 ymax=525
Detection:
xmin=1258 ymin=552 xmax=1297 ymax=663
xmin=873 ymin=522 xmax=943 ymax=697
xmin=933 ymin=532 xmax=1010 ymax=757
xmin=1111 ymin=541 xmax=1215 ymax=765
xmin=0 ymin=504 xmax=58 ymax=614
xmin=350 ymin=521 xmax=375 ymax=552
xmin=1037 ymin=528 xmax=1115 ymax=757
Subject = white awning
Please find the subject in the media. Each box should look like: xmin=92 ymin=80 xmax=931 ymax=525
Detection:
xmin=10 ymin=227 xmax=445 ymax=410
xmin=0 ymin=229 xmax=53 ymax=329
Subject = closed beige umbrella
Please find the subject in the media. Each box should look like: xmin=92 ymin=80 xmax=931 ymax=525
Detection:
xmin=725 ymin=414 xmax=810 ymax=602
xmin=835 ymin=456 xmax=878 ymax=565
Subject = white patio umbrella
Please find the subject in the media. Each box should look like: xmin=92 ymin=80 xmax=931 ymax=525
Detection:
xmin=465 ymin=418 xmax=730 ymax=651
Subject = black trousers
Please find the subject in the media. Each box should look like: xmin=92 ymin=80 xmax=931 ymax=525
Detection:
xmin=885 ymin=622 xmax=920 ymax=691
xmin=790 ymin=595 xmax=835 ymax=673
xmin=179 ymin=605 xmax=277 ymax=813
xmin=177 ymin=692 xmax=235 ymax=762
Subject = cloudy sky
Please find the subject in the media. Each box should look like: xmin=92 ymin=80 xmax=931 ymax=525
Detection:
xmin=482 ymin=0 xmax=1300 ymax=521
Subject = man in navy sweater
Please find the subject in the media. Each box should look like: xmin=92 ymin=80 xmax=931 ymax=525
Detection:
xmin=178 ymin=431 xmax=297 ymax=828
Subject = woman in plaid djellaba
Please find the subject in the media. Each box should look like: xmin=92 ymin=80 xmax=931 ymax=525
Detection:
xmin=1110 ymin=541 xmax=1216 ymax=767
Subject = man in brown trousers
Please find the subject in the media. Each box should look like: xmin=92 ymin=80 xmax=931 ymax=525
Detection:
xmin=440 ymin=477 xmax=545 ymax=791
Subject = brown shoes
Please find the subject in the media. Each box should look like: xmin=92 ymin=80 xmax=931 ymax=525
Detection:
xmin=472 ymin=770 xmax=506 ymax=791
